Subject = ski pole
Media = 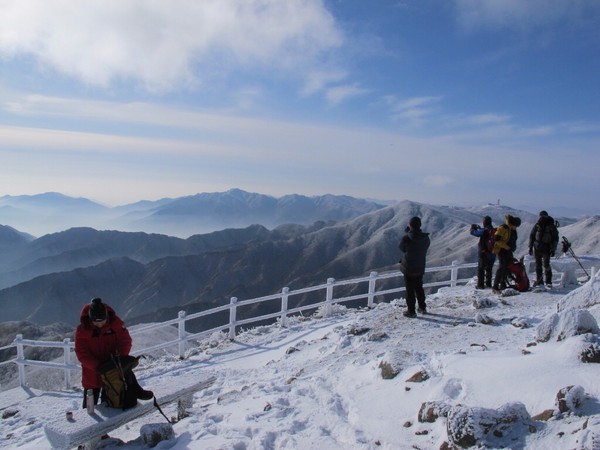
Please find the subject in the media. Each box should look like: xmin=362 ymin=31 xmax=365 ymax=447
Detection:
xmin=561 ymin=237 xmax=590 ymax=279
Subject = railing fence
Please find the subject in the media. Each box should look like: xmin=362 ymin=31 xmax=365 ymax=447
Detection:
xmin=2 ymin=258 xmax=596 ymax=390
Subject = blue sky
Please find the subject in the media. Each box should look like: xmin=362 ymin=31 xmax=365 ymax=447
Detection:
xmin=1 ymin=0 xmax=599 ymax=214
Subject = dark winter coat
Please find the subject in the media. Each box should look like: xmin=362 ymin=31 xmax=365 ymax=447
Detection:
xmin=471 ymin=224 xmax=495 ymax=254
xmin=399 ymin=228 xmax=431 ymax=276
xmin=529 ymin=215 xmax=559 ymax=253
xmin=75 ymin=303 xmax=132 ymax=389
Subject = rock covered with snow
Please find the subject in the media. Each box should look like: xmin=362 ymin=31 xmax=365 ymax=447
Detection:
xmin=446 ymin=402 xmax=532 ymax=449
xmin=535 ymin=308 xmax=600 ymax=342
xmin=140 ymin=422 xmax=175 ymax=448
xmin=557 ymin=270 xmax=600 ymax=312
xmin=556 ymin=385 xmax=585 ymax=414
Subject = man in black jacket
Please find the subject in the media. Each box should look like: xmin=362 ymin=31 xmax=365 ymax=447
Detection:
xmin=399 ymin=216 xmax=431 ymax=318
xmin=528 ymin=210 xmax=559 ymax=288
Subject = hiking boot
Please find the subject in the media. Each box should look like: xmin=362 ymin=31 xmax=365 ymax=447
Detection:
xmin=403 ymin=311 xmax=417 ymax=318
xmin=475 ymin=284 xmax=485 ymax=290
xmin=417 ymin=307 xmax=427 ymax=314
xmin=137 ymin=389 xmax=154 ymax=400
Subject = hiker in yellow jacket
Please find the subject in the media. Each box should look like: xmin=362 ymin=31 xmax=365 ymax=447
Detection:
xmin=492 ymin=215 xmax=521 ymax=294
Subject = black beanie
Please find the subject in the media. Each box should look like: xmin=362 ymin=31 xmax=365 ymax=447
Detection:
xmin=483 ymin=216 xmax=492 ymax=227
xmin=88 ymin=298 xmax=107 ymax=322
xmin=409 ymin=216 xmax=421 ymax=230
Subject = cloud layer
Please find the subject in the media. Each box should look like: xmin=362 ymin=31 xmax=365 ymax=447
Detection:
xmin=0 ymin=0 xmax=342 ymax=92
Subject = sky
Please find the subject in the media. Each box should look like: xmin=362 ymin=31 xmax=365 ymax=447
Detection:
xmin=1 ymin=0 xmax=600 ymax=213
xmin=2 ymin=266 xmax=600 ymax=449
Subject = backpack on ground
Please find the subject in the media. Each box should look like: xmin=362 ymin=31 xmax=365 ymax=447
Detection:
xmin=505 ymin=257 xmax=530 ymax=292
xmin=98 ymin=354 xmax=141 ymax=410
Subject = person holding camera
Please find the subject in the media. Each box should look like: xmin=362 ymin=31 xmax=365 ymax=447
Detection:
xmin=470 ymin=216 xmax=496 ymax=289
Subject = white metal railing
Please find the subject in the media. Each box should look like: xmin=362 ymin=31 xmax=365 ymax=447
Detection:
xmin=1 ymin=257 xmax=595 ymax=390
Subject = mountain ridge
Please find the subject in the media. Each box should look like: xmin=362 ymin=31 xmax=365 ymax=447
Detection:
xmin=1 ymin=200 xmax=596 ymax=329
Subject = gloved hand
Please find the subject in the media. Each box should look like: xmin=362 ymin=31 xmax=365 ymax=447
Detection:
xmin=470 ymin=224 xmax=479 ymax=231
xmin=528 ymin=247 xmax=533 ymax=256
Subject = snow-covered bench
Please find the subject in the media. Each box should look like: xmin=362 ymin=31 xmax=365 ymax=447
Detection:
xmin=44 ymin=375 xmax=215 ymax=450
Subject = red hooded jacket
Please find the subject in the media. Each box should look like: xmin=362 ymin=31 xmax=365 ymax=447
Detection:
xmin=74 ymin=302 xmax=132 ymax=389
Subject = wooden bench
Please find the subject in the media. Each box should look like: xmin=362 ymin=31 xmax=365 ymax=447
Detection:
xmin=44 ymin=375 xmax=215 ymax=450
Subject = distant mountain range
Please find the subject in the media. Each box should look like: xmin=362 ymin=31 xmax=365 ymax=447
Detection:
xmin=0 ymin=189 xmax=387 ymax=238
xmin=1 ymin=191 xmax=596 ymax=332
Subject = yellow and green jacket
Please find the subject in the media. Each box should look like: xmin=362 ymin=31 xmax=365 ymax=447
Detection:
xmin=492 ymin=220 xmax=512 ymax=254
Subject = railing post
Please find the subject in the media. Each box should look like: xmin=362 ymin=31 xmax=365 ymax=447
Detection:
xmin=229 ymin=297 xmax=238 ymax=340
xmin=367 ymin=271 xmax=378 ymax=308
xmin=450 ymin=260 xmax=459 ymax=287
xmin=325 ymin=278 xmax=335 ymax=316
xmin=15 ymin=334 xmax=25 ymax=387
xmin=63 ymin=338 xmax=71 ymax=389
xmin=280 ymin=287 xmax=290 ymax=328
xmin=178 ymin=310 xmax=187 ymax=359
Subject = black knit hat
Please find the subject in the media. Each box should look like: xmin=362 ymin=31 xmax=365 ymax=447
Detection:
xmin=539 ymin=210 xmax=548 ymax=217
xmin=88 ymin=298 xmax=107 ymax=322
xmin=409 ymin=216 xmax=421 ymax=230
xmin=483 ymin=216 xmax=492 ymax=227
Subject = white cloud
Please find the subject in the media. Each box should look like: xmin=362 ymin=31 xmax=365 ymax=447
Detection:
xmin=382 ymin=95 xmax=443 ymax=125
xmin=324 ymin=84 xmax=369 ymax=106
xmin=301 ymin=69 xmax=348 ymax=96
xmin=0 ymin=0 xmax=343 ymax=92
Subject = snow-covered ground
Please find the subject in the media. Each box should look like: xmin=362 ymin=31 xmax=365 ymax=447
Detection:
xmin=2 ymin=274 xmax=600 ymax=449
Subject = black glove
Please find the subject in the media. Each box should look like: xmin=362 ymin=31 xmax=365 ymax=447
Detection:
xmin=528 ymin=247 xmax=533 ymax=256
xmin=470 ymin=224 xmax=479 ymax=231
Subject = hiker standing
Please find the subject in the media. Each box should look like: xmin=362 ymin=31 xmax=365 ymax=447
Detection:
xmin=492 ymin=215 xmax=521 ymax=294
xmin=399 ymin=216 xmax=431 ymax=318
xmin=470 ymin=215 xmax=496 ymax=289
xmin=528 ymin=210 xmax=559 ymax=288
xmin=75 ymin=298 xmax=133 ymax=408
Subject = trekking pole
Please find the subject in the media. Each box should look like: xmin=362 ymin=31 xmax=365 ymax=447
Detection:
xmin=561 ymin=237 xmax=590 ymax=280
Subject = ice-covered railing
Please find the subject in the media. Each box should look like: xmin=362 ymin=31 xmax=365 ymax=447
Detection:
xmin=3 ymin=255 xmax=598 ymax=389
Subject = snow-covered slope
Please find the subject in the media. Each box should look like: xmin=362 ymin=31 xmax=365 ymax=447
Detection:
xmin=2 ymin=275 xmax=600 ymax=449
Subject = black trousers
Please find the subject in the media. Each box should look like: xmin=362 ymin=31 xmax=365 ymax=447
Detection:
xmin=493 ymin=249 xmax=513 ymax=289
xmin=534 ymin=249 xmax=552 ymax=284
xmin=404 ymin=274 xmax=426 ymax=313
xmin=477 ymin=252 xmax=495 ymax=287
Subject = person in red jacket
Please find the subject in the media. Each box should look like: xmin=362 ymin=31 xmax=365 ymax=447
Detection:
xmin=75 ymin=297 xmax=150 ymax=408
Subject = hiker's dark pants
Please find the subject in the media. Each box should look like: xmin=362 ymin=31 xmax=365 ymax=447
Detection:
xmin=404 ymin=274 xmax=426 ymax=313
xmin=477 ymin=252 xmax=496 ymax=287
xmin=534 ymin=249 xmax=552 ymax=285
xmin=493 ymin=249 xmax=513 ymax=290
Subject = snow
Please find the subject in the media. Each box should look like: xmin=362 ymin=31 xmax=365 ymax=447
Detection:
xmin=3 ymin=273 xmax=600 ymax=449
